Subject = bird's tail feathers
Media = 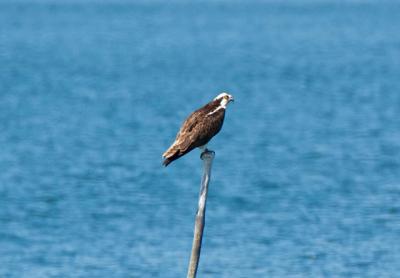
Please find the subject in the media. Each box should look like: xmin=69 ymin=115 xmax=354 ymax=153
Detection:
xmin=163 ymin=145 xmax=177 ymax=158
xmin=162 ymin=157 xmax=173 ymax=167
xmin=162 ymin=145 xmax=180 ymax=167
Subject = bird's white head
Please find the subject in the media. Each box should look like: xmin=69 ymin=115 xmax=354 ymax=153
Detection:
xmin=214 ymin=92 xmax=234 ymax=108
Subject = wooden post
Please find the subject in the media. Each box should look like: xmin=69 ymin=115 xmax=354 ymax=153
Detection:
xmin=187 ymin=150 xmax=215 ymax=278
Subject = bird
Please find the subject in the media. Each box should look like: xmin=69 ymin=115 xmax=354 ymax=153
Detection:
xmin=162 ymin=92 xmax=234 ymax=166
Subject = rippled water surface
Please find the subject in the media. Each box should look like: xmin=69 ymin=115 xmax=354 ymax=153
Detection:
xmin=1 ymin=1 xmax=400 ymax=277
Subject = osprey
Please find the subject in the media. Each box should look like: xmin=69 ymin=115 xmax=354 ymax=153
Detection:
xmin=163 ymin=92 xmax=234 ymax=166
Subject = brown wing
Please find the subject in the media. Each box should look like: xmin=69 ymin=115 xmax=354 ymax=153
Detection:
xmin=162 ymin=109 xmax=203 ymax=157
xmin=163 ymin=108 xmax=225 ymax=166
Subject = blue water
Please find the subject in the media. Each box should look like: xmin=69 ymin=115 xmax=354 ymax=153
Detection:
xmin=1 ymin=1 xmax=400 ymax=277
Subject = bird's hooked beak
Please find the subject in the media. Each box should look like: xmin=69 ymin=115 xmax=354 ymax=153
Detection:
xmin=229 ymin=95 xmax=234 ymax=103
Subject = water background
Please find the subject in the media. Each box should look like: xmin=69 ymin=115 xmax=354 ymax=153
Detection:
xmin=1 ymin=1 xmax=400 ymax=277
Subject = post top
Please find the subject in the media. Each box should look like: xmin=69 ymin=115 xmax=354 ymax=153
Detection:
xmin=200 ymin=150 xmax=215 ymax=160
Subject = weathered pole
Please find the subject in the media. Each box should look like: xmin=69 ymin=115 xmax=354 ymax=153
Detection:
xmin=187 ymin=150 xmax=215 ymax=278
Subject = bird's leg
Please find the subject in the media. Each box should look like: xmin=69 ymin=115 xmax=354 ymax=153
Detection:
xmin=199 ymin=145 xmax=206 ymax=155
xmin=199 ymin=145 xmax=207 ymax=158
